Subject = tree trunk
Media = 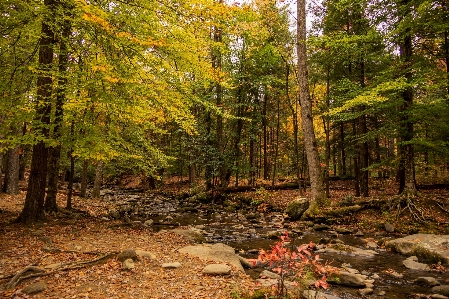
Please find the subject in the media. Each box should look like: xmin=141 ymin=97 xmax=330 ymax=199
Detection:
xmin=3 ymin=146 xmax=20 ymax=195
xmin=323 ymin=65 xmax=331 ymax=197
xmin=18 ymin=0 xmax=55 ymax=223
xmin=399 ymin=0 xmax=416 ymax=196
xmin=66 ymin=122 xmax=75 ymax=209
xmin=80 ymin=159 xmax=88 ymax=198
xmin=45 ymin=11 xmax=71 ymax=212
xmin=0 ymin=152 xmax=3 ymax=192
xmin=262 ymin=93 xmax=270 ymax=180
xmin=92 ymin=161 xmax=104 ymax=198
xmin=19 ymin=123 xmax=29 ymax=181
xmin=340 ymin=122 xmax=346 ymax=176
xmin=297 ymin=0 xmax=326 ymax=215
xmin=359 ymin=58 xmax=369 ymax=197
xmin=271 ymin=93 xmax=281 ymax=187
xmin=352 ymin=115 xmax=361 ymax=197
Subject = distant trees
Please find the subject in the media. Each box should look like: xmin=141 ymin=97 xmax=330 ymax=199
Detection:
xmin=1 ymin=0 xmax=448 ymax=223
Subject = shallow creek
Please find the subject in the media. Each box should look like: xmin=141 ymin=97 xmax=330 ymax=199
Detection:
xmin=104 ymin=189 xmax=449 ymax=298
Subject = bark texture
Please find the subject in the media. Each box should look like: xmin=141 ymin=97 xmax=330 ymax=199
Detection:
xmin=18 ymin=0 xmax=56 ymax=223
xmin=297 ymin=0 xmax=326 ymax=216
xmin=3 ymin=146 xmax=20 ymax=195
xmin=92 ymin=161 xmax=104 ymax=198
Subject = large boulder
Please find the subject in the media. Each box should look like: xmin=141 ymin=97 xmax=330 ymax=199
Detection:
xmin=328 ymin=271 xmax=367 ymax=287
xmin=178 ymin=243 xmax=244 ymax=272
xmin=385 ymin=234 xmax=449 ymax=263
xmin=202 ymin=264 xmax=231 ymax=275
xmin=403 ymin=256 xmax=430 ymax=271
xmin=117 ymin=249 xmax=138 ymax=262
xmin=285 ymin=198 xmax=309 ymax=220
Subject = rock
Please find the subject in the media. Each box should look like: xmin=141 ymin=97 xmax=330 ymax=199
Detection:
xmin=122 ymin=258 xmax=135 ymax=270
xmin=385 ymin=222 xmax=395 ymax=233
xmin=415 ymin=277 xmax=440 ymax=287
xmin=385 ymin=234 xmax=449 ymax=263
xmin=430 ymin=295 xmax=449 ymax=299
xmin=314 ymin=223 xmax=330 ymax=231
xmin=316 ymin=244 xmax=378 ymax=257
xmin=202 ymin=264 xmax=231 ymax=275
xmin=179 ymin=243 xmax=245 ymax=272
xmin=387 ymin=270 xmax=404 ymax=278
xmin=432 ymin=285 xmax=449 ymax=296
xmin=108 ymin=209 xmax=120 ymax=219
xmin=284 ymin=197 xmax=309 ymax=220
xmin=135 ymin=250 xmax=156 ymax=259
xmin=403 ymin=256 xmax=430 ymax=270
xmin=328 ymin=271 xmax=367 ymax=287
xmin=358 ymin=288 xmax=373 ymax=296
xmin=117 ymin=249 xmax=138 ymax=262
xmin=144 ymin=219 xmax=154 ymax=226
xmin=264 ymin=230 xmax=282 ymax=239
xmin=336 ymin=227 xmax=352 ymax=234
xmin=238 ymin=255 xmax=255 ymax=269
xmin=366 ymin=242 xmax=378 ymax=249
xmin=22 ymin=282 xmax=47 ymax=295
xmin=259 ymin=270 xmax=280 ymax=280
xmin=170 ymin=228 xmax=206 ymax=243
xmin=355 ymin=230 xmax=364 ymax=237
xmin=302 ymin=290 xmax=341 ymax=299
xmin=162 ymin=262 xmax=182 ymax=269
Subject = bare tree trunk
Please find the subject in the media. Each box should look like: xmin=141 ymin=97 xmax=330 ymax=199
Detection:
xmin=352 ymin=115 xmax=361 ymax=197
xmin=92 ymin=161 xmax=104 ymax=198
xmin=297 ymin=0 xmax=326 ymax=215
xmin=18 ymin=0 xmax=55 ymax=223
xmin=323 ymin=65 xmax=331 ymax=197
xmin=271 ymin=93 xmax=281 ymax=187
xmin=340 ymin=122 xmax=346 ymax=176
xmin=359 ymin=59 xmax=369 ymax=197
xmin=66 ymin=121 xmax=75 ymax=209
xmin=19 ymin=123 xmax=29 ymax=181
xmin=399 ymin=0 xmax=416 ymax=196
xmin=4 ymin=146 xmax=20 ymax=195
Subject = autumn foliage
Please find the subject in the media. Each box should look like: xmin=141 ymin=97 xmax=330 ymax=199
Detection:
xmin=253 ymin=233 xmax=334 ymax=298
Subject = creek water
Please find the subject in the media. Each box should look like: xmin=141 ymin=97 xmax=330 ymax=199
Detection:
xmin=105 ymin=189 xmax=449 ymax=298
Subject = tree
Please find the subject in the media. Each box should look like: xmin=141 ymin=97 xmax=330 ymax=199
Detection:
xmin=297 ymin=0 xmax=326 ymax=215
xmin=18 ymin=0 xmax=56 ymax=222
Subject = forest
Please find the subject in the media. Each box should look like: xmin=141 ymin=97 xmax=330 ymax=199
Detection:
xmin=1 ymin=0 xmax=447 ymax=222
xmin=1 ymin=0 xmax=449 ymax=298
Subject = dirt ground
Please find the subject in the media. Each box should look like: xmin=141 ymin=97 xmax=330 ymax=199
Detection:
xmin=1 ymin=178 xmax=448 ymax=298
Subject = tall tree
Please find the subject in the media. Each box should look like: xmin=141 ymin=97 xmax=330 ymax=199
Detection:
xmin=297 ymin=0 xmax=326 ymax=216
xmin=18 ymin=0 xmax=56 ymax=222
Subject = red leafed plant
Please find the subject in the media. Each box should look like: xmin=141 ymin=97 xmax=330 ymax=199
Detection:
xmin=255 ymin=232 xmax=334 ymax=298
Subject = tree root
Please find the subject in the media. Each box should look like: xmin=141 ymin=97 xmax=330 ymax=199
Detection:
xmin=5 ymin=266 xmax=46 ymax=289
xmin=396 ymin=197 xmax=425 ymax=222
xmin=431 ymin=198 xmax=449 ymax=215
xmin=4 ymin=252 xmax=118 ymax=289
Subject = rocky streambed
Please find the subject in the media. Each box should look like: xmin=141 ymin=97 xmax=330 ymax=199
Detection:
xmin=99 ymin=188 xmax=449 ymax=298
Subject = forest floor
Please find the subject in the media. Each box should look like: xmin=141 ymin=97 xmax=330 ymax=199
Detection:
xmin=0 ymin=178 xmax=449 ymax=299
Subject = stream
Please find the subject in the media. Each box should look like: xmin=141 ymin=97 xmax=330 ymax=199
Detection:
xmin=101 ymin=188 xmax=449 ymax=298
